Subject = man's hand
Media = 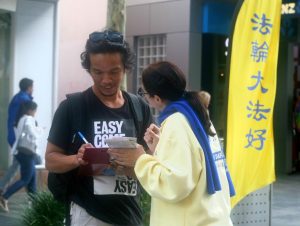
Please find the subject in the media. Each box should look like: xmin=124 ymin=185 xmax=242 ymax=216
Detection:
xmin=75 ymin=143 xmax=93 ymax=166
xmin=46 ymin=142 xmax=93 ymax=173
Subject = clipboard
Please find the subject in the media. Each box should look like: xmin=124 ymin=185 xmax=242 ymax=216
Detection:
xmin=82 ymin=147 xmax=110 ymax=164
xmin=78 ymin=147 xmax=115 ymax=176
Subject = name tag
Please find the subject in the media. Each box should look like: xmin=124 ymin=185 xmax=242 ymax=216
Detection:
xmin=93 ymin=175 xmax=137 ymax=196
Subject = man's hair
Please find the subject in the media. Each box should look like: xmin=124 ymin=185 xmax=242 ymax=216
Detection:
xmin=19 ymin=78 xmax=33 ymax=92
xmin=80 ymin=29 xmax=135 ymax=73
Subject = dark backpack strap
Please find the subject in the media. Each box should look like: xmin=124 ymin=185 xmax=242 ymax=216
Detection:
xmin=124 ymin=92 xmax=153 ymax=146
xmin=127 ymin=93 xmax=143 ymax=121
xmin=66 ymin=92 xmax=84 ymax=149
xmin=48 ymin=92 xmax=85 ymax=226
xmin=66 ymin=92 xmax=86 ymax=226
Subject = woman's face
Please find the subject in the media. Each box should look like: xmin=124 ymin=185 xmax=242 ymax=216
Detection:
xmin=142 ymin=87 xmax=166 ymax=111
xmin=28 ymin=109 xmax=37 ymax=117
xmin=144 ymin=94 xmax=157 ymax=109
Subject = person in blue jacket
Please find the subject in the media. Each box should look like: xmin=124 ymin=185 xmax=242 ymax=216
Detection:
xmin=0 ymin=78 xmax=33 ymax=194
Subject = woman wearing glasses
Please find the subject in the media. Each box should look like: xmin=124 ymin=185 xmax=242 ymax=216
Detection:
xmin=109 ymin=61 xmax=235 ymax=226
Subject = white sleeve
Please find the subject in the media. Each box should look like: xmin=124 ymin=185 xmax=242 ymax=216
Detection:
xmin=23 ymin=116 xmax=41 ymax=139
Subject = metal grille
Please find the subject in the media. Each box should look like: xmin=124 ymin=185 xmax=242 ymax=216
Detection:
xmin=136 ymin=34 xmax=166 ymax=118
xmin=136 ymin=34 xmax=166 ymax=89
xmin=231 ymin=185 xmax=271 ymax=226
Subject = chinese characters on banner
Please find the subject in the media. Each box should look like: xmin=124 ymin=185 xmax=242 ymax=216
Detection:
xmin=226 ymin=0 xmax=282 ymax=207
xmin=245 ymin=14 xmax=272 ymax=151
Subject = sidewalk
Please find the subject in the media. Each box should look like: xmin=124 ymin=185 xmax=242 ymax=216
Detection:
xmin=0 ymin=167 xmax=47 ymax=226
xmin=0 ymin=191 xmax=28 ymax=226
xmin=271 ymin=172 xmax=300 ymax=226
xmin=0 ymin=174 xmax=299 ymax=226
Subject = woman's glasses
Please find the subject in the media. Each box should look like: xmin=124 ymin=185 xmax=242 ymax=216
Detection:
xmin=137 ymin=87 xmax=148 ymax=97
xmin=89 ymin=30 xmax=124 ymax=46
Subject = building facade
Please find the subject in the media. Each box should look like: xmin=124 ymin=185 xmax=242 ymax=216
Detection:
xmin=0 ymin=0 xmax=107 ymax=169
xmin=1 ymin=0 xmax=299 ymax=176
xmin=125 ymin=0 xmax=300 ymax=174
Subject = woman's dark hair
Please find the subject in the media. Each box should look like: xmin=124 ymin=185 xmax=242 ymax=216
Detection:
xmin=19 ymin=78 xmax=33 ymax=92
xmin=15 ymin=101 xmax=38 ymax=126
xmin=80 ymin=29 xmax=135 ymax=73
xmin=142 ymin=61 xmax=215 ymax=136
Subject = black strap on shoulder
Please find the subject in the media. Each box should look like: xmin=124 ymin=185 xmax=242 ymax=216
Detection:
xmin=123 ymin=92 xmax=144 ymax=144
xmin=63 ymin=92 xmax=85 ymax=225
xmin=66 ymin=92 xmax=83 ymax=132
xmin=126 ymin=92 xmax=143 ymax=122
xmin=124 ymin=91 xmax=154 ymax=147
xmin=66 ymin=92 xmax=85 ymax=153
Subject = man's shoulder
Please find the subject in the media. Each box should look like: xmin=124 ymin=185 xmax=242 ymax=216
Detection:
xmin=60 ymin=88 xmax=91 ymax=109
xmin=9 ymin=92 xmax=28 ymax=107
xmin=66 ymin=87 xmax=91 ymax=99
xmin=13 ymin=91 xmax=31 ymax=102
xmin=123 ymin=91 xmax=147 ymax=107
xmin=19 ymin=91 xmax=31 ymax=98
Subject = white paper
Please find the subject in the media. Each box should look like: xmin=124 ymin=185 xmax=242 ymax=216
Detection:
xmin=105 ymin=137 xmax=137 ymax=148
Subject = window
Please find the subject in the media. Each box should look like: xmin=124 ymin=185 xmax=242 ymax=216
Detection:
xmin=135 ymin=34 xmax=166 ymax=119
xmin=136 ymin=34 xmax=166 ymax=89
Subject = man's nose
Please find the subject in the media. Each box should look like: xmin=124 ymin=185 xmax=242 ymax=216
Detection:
xmin=101 ymin=73 xmax=112 ymax=83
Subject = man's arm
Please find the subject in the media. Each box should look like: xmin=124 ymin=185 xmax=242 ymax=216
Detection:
xmin=45 ymin=142 xmax=89 ymax=173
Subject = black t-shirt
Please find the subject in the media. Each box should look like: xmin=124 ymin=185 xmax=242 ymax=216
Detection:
xmin=48 ymin=87 xmax=151 ymax=225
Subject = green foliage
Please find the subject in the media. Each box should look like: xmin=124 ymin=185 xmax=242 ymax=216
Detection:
xmin=21 ymin=190 xmax=151 ymax=226
xmin=22 ymin=191 xmax=65 ymax=226
xmin=140 ymin=189 xmax=151 ymax=226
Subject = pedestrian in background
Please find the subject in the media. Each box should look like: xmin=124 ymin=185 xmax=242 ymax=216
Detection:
xmin=198 ymin=90 xmax=211 ymax=110
xmin=0 ymin=100 xmax=40 ymax=212
xmin=0 ymin=78 xmax=33 ymax=194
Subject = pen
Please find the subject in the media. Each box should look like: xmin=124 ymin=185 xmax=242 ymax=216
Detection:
xmin=78 ymin=131 xmax=89 ymax=144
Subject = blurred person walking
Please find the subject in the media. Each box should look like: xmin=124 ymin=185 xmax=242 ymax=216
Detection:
xmin=0 ymin=100 xmax=40 ymax=212
xmin=0 ymin=78 xmax=33 ymax=194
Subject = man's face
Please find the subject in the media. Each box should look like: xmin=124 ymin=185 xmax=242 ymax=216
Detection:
xmin=27 ymin=85 xmax=33 ymax=96
xmin=89 ymin=52 xmax=125 ymax=97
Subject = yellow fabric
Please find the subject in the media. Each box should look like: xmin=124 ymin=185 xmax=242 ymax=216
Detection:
xmin=135 ymin=113 xmax=232 ymax=226
xmin=226 ymin=0 xmax=281 ymax=207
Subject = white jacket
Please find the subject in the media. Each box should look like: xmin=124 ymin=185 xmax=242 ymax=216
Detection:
xmin=12 ymin=115 xmax=41 ymax=155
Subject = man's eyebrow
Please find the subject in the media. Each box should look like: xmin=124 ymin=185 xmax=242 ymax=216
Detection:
xmin=91 ymin=68 xmax=102 ymax=72
xmin=91 ymin=67 xmax=122 ymax=72
xmin=111 ymin=67 xmax=122 ymax=71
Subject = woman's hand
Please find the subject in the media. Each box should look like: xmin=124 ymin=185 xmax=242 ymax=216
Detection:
xmin=144 ymin=123 xmax=160 ymax=154
xmin=111 ymin=164 xmax=137 ymax=178
xmin=108 ymin=144 xmax=146 ymax=167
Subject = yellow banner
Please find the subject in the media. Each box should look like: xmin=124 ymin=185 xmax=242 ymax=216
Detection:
xmin=226 ymin=0 xmax=281 ymax=207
